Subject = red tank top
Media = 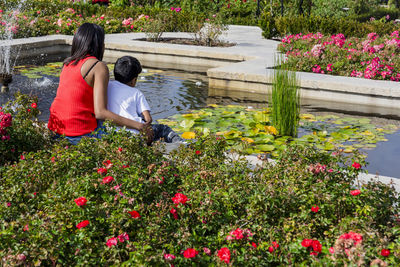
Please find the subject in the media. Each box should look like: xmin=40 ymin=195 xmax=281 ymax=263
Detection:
xmin=48 ymin=56 xmax=98 ymax=136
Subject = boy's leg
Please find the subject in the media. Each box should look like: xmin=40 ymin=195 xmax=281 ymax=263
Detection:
xmin=151 ymin=124 xmax=183 ymax=143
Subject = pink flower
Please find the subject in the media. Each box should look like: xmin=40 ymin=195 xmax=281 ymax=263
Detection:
xmin=74 ymin=197 xmax=87 ymax=206
xmin=203 ymin=247 xmax=211 ymax=255
xmin=102 ymin=176 xmax=114 ymax=184
xmin=171 ymin=193 xmax=189 ymax=205
xmin=329 ymin=247 xmax=335 ymax=254
xmin=76 ymin=220 xmax=90 ymax=229
xmin=217 ymin=247 xmax=230 ymax=263
xmin=183 ymin=248 xmax=198 ymax=258
xmin=164 ymin=253 xmax=176 ymax=261
xmin=7 ymin=202 xmax=11 ymax=207
xmin=311 ymin=206 xmax=319 ymax=213
xmin=117 ymin=232 xmax=129 ymax=242
xmin=106 ymin=237 xmax=118 ymax=248
xmin=128 ymin=210 xmax=141 ymax=218
xmin=350 ymin=189 xmax=361 ymax=196
xmin=339 ymin=231 xmax=363 ymax=245
xmin=23 ymin=224 xmax=29 ymax=231
xmin=175 ymin=7 xmax=181 ymax=12
xmin=327 ymin=64 xmax=333 ymax=72
xmin=352 ymin=162 xmax=361 ymax=169
xmin=170 ymin=7 xmax=175 ymax=11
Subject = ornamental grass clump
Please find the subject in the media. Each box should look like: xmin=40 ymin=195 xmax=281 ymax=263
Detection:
xmin=270 ymin=56 xmax=300 ymax=137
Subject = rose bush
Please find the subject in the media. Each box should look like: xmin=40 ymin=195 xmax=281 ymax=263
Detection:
xmin=279 ymin=31 xmax=400 ymax=82
xmin=0 ymin=93 xmax=53 ymax=166
xmin=1 ymin=111 xmax=399 ymax=265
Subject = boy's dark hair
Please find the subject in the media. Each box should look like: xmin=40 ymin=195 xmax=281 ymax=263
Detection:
xmin=114 ymin=56 xmax=142 ymax=84
xmin=65 ymin=23 xmax=105 ymax=66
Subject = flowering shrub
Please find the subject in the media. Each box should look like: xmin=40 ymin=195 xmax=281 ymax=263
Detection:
xmin=279 ymin=31 xmax=400 ymax=82
xmin=0 ymin=93 xmax=53 ymax=165
xmin=2 ymin=119 xmax=399 ymax=266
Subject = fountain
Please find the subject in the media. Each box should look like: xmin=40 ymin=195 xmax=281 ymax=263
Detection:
xmin=0 ymin=2 xmax=24 ymax=93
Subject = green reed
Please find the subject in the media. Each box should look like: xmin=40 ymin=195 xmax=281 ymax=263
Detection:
xmin=270 ymin=57 xmax=300 ymax=137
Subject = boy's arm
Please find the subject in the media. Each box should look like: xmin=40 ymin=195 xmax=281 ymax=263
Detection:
xmin=141 ymin=110 xmax=152 ymax=124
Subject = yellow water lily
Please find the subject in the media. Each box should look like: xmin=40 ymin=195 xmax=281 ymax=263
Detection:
xmin=181 ymin=132 xmax=196 ymax=139
xmin=300 ymin=114 xmax=316 ymax=120
xmin=264 ymin=126 xmax=278 ymax=135
xmin=241 ymin=137 xmax=255 ymax=143
xmin=361 ymin=130 xmax=373 ymax=136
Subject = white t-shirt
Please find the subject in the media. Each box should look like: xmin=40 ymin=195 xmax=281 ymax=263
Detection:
xmin=107 ymin=80 xmax=151 ymax=134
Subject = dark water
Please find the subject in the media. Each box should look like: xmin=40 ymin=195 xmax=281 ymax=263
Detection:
xmin=0 ymin=70 xmax=209 ymax=121
xmin=1 ymin=69 xmax=399 ymax=178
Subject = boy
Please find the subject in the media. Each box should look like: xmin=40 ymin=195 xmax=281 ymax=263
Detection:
xmin=107 ymin=56 xmax=183 ymax=144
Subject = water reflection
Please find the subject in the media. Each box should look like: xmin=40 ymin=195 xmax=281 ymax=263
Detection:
xmin=1 ymin=68 xmax=399 ymax=178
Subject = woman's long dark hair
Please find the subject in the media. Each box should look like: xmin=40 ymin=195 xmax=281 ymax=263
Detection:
xmin=64 ymin=23 xmax=105 ymax=66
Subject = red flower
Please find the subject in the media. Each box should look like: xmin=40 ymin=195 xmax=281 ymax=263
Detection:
xmin=170 ymin=208 xmax=178 ymax=219
xmin=74 ymin=197 xmax=87 ymax=206
xmin=312 ymin=240 xmax=322 ymax=252
xmin=117 ymin=232 xmax=129 ymax=242
xmin=352 ymin=162 xmax=361 ymax=169
xmin=31 ymin=103 xmax=37 ymax=108
xmin=301 ymin=239 xmax=313 ymax=247
xmin=183 ymin=248 xmax=198 ymax=259
xmin=128 ymin=210 xmax=141 ymax=218
xmin=122 ymin=164 xmax=129 ymax=168
xmin=311 ymin=206 xmax=319 ymax=213
xmin=195 ymin=150 xmax=201 ymax=155
xmin=76 ymin=220 xmax=90 ymax=229
xmin=106 ymin=237 xmax=118 ymax=248
xmin=217 ymin=247 xmax=230 ymax=263
xmin=171 ymin=192 xmax=189 ymax=205
xmin=268 ymin=246 xmax=274 ymax=253
xmin=272 ymin=241 xmax=279 ymax=248
xmin=380 ymin=249 xmax=390 ymax=257
xmin=103 ymin=160 xmax=113 ymax=169
xmin=310 ymin=251 xmax=319 ymax=256
xmin=250 ymin=242 xmax=257 ymax=248
xmin=20 ymin=155 xmax=25 ymax=160
xmin=23 ymin=224 xmax=29 ymax=231
xmin=97 ymin=167 xmax=107 ymax=175
xmin=118 ymin=147 xmax=123 ymax=152
xmin=350 ymin=189 xmax=361 ymax=196
xmin=102 ymin=176 xmax=114 ymax=184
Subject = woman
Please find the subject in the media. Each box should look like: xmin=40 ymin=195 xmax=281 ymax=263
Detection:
xmin=48 ymin=23 xmax=153 ymax=145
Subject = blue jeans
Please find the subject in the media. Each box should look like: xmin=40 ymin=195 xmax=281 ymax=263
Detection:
xmin=55 ymin=121 xmax=107 ymax=145
xmin=152 ymin=124 xmax=183 ymax=143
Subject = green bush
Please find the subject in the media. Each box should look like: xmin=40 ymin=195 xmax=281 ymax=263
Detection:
xmin=260 ymin=12 xmax=400 ymax=38
xmin=0 ymin=93 xmax=53 ymax=166
xmin=1 ymin=114 xmax=400 ymax=265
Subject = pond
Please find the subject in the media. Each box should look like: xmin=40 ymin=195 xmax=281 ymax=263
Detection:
xmin=1 ymin=62 xmax=399 ymax=178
